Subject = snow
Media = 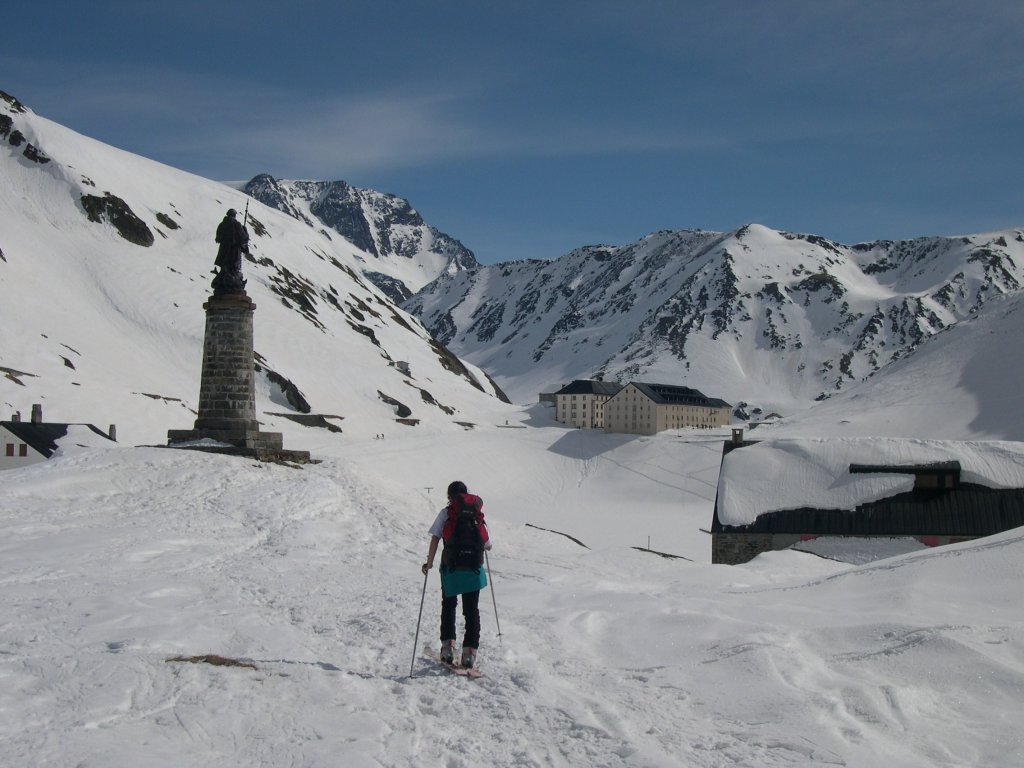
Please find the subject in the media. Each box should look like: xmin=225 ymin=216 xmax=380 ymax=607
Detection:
xmin=412 ymin=217 xmax=1024 ymax=413
xmin=50 ymin=424 xmax=118 ymax=456
xmin=793 ymin=536 xmax=929 ymax=565
xmin=717 ymin=437 xmax=1024 ymax=526
xmin=1 ymin=95 xmax=510 ymax=448
xmin=3 ymin=433 xmax=1024 ymax=767
xmin=4 ymin=91 xmax=1024 ymax=766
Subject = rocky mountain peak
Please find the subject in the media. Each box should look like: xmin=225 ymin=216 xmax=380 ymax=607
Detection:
xmin=0 ymin=91 xmax=510 ymax=445
xmin=405 ymin=223 xmax=1024 ymax=412
xmin=243 ymin=174 xmax=478 ymax=303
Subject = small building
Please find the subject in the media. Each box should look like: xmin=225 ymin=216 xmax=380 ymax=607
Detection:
xmin=553 ymin=379 xmax=621 ymax=429
xmin=711 ymin=435 xmax=1024 ymax=564
xmin=604 ymin=382 xmax=731 ymax=436
xmin=1 ymin=405 xmax=116 ymax=470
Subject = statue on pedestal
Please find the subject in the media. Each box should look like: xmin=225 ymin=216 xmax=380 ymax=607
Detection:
xmin=212 ymin=207 xmax=249 ymax=296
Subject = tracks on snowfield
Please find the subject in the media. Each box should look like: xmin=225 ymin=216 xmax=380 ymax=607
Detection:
xmin=4 ymin=448 xmax=1023 ymax=767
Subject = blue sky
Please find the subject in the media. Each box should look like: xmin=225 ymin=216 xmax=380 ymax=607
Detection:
xmin=4 ymin=1 xmax=1022 ymax=264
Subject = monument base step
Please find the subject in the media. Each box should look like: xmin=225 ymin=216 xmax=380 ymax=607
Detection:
xmin=166 ymin=429 xmax=310 ymax=464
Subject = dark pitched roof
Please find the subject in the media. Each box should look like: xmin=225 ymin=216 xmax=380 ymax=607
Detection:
xmin=630 ymin=382 xmax=731 ymax=408
xmin=1 ymin=421 xmax=113 ymax=458
xmin=554 ymin=379 xmax=622 ymax=396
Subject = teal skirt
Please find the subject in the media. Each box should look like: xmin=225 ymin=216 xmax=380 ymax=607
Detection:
xmin=439 ymin=565 xmax=487 ymax=598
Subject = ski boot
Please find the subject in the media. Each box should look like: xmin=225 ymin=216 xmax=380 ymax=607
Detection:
xmin=440 ymin=639 xmax=455 ymax=664
xmin=460 ymin=647 xmax=477 ymax=669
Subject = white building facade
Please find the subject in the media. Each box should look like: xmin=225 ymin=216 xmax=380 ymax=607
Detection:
xmin=603 ymin=382 xmax=731 ymax=436
xmin=0 ymin=423 xmax=48 ymax=470
xmin=553 ymin=380 xmax=622 ymax=429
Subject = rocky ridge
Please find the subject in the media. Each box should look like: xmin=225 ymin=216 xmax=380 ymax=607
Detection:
xmin=0 ymin=89 xmax=509 ymax=445
xmin=405 ymin=223 xmax=1024 ymax=411
xmin=243 ymin=174 xmax=478 ymax=304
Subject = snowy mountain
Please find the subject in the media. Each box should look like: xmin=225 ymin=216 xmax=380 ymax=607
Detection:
xmin=242 ymin=174 xmax=479 ymax=304
xmin=775 ymin=289 xmax=1024 ymax=439
xmin=6 ymin=82 xmax=1024 ymax=447
xmin=0 ymin=89 xmax=509 ymax=447
xmin=4 ymin=87 xmax=1024 ymax=768
xmin=405 ymin=224 xmax=1024 ymax=412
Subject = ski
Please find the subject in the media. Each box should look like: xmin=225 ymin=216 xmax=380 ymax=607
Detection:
xmin=422 ymin=647 xmax=483 ymax=678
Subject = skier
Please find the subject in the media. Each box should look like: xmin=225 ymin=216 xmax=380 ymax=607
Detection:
xmin=421 ymin=481 xmax=491 ymax=669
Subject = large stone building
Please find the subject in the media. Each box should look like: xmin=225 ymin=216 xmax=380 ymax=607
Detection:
xmin=553 ymin=379 xmax=621 ymax=429
xmin=603 ymin=382 xmax=731 ymax=436
xmin=551 ymin=380 xmax=732 ymax=434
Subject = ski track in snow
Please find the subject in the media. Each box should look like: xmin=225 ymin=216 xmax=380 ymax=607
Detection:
xmin=2 ymin=435 xmax=1024 ymax=767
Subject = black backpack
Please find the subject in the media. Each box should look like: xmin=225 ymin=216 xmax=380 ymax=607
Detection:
xmin=442 ymin=497 xmax=485 ymax=571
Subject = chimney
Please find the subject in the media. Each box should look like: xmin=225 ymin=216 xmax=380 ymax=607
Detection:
xmin=11 ymin=411 xmax=20 ymax=422
xmin=731 ymin=427 xmax=744 ymax=445
xmin=31 ymin=404 xmax=42 ymax=424
xmin=108 ymin=424 xmax=117 ymax=442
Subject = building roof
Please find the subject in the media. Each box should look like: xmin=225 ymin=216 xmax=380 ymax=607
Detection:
xmin=712 ymin=437 xmax=1024 ymax=536
xmin=628 ymin=382 xmax=731 ymax=409
xmin=1 ymin=421 xmax=114 ymax=458
xmin=554 ymin=379 xmax=622 ymax=396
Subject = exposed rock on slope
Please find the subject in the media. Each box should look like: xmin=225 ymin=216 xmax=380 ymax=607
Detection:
xmin=406 ymin=224 xmax=1024 ymax=410
xmin=243 ymin=174 xmax=478 ymax=303
xmin=0 ymin=90 xmax=509 ymax=444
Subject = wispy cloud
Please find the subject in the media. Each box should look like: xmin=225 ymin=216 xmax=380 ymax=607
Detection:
xmin=3 ymin=59 xmax=733 ymax=177
xmin=5 ymin=0 xmax=1021 ymax=186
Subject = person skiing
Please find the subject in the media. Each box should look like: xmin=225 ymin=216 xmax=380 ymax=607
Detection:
xmin=421 ymin=481 xmax=491 ymax=668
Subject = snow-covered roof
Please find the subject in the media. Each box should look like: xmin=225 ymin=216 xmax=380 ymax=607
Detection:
xmin=716 ymin=437 xmax=1024 ymax=527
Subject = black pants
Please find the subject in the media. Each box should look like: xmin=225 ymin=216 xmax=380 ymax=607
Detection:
xmin=441 ymin=590 xmax=481 ymax=649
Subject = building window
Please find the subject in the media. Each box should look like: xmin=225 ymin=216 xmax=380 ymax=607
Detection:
xmin=19 ymin=444 xmax=28 ymax=457
xmin=5 ymin=443 xmax=13 ymax=457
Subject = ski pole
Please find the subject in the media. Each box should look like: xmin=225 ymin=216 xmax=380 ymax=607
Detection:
xmin=409 ymin=570 xmax=429 ymax=678
xmin=485 ymin=552 xmax=502 ymax=642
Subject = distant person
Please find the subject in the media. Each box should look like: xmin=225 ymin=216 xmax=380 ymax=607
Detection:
xmin=421 ymin=481 xmax=491 ymax=668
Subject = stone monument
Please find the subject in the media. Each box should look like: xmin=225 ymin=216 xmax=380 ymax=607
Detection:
xmin=168 ymin=208 xmax=310 ymax=462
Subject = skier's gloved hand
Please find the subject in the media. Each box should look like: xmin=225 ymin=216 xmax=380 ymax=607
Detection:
xmin=421 ymin=562 xmax=432 ymax=576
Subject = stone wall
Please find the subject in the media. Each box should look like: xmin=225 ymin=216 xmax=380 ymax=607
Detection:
xmin=193 ymin=294 xmax=258 ymax=441
xmin=712 ymin=533 xmax=775 ymax=565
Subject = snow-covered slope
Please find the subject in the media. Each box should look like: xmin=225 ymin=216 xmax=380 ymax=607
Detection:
xmin=406 ymin=224 xmax=1024 ymax=413
xmin=8 ymin=82 xmax=1022 ymax=446
xmin=4 ymin=85 xmax=1024 ymax=768
xmin=0 ymin=89 xmax=509 ymax=447
xmin=242 ymin=174 xmax=478 ymax=303
xmin=2 ymin=429 xmax=1022 ymax=767
xmin=764 ymin=290 xmax=1024 ymax=440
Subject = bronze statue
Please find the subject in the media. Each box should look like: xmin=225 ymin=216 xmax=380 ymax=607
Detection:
xmin=212 ymin=207 xmax=249 ymax=295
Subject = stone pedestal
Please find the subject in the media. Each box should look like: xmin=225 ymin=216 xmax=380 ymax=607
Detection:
xmin=168 ymin=293 xmax=308 ymax=461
